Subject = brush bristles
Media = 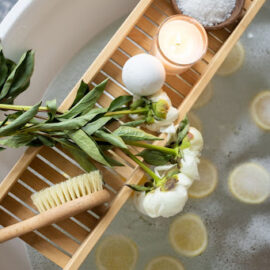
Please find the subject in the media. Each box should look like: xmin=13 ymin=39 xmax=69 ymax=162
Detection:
xmin=31 ymin=171 xmax=103 ymax=212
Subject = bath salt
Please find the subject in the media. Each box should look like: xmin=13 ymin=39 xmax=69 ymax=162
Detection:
xmin=176 ymin=0 xmax=236 ymax=27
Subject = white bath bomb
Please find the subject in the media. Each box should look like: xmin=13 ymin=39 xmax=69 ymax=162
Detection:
xmin=122 ymin=54 xmax=165 ymax=96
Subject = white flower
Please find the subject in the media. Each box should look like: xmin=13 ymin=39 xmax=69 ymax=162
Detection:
xmin=146 ymin=91 xmax=179 ymax=132
xmin=149 ymin=90 xmax=172 ymax=105
xmin=176 ymin=173 xmax=194 ymax=189
xmin=189 ymin=127 xmax=203 ymax=152
xmin=180 ymin=148 xmax=200 ymax=180
xmin=154 ymin=164 xmax=177 ymax=178
xmin=133 ymin=182 xmax=188 ymax=218
xmin=146 ymin=106 xmax=179 ymax=132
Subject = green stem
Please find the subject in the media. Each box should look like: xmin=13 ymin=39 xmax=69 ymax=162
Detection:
xmin=123 ymin=149 xmax=161 ymax=185
xmin=0 ymin=121 xmax=33 ymax=127
xmin=0 ymin=104 xmax=147 ymax=117
xmin=0 ymin=104 xmax=49 ymax=112
xmin=126 ymin=141 xmax=178 ymax=156
xmin=104 ymin=108 xmax=147 ymax=117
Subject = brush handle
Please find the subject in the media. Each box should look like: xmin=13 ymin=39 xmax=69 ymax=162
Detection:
xmin=0 ymin=189 xmax=110 ymax=243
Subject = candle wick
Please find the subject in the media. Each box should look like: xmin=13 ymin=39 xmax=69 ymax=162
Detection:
xmin=175 ymin=36 xmax=182 ymax=46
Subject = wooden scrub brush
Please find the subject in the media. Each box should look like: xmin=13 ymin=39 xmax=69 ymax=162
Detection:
xmin=0 ymin=171 xmax=110 ymax=243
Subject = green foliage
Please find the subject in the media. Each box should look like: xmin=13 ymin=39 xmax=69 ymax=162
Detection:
xmin=0 ymin=49 xmax=34 ymax=104
xmin=138 ymin=149 xmax=173 ymax=166
xmin=113 ymin=126 xmax=161 ymax=141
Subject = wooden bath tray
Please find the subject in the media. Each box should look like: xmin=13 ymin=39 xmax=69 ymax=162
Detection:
xmin=0 ymin=0 xmax=265 ymax=269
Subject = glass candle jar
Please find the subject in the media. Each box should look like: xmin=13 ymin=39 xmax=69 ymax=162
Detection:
xmin=151 ymin=15 xmax=208 ymax=75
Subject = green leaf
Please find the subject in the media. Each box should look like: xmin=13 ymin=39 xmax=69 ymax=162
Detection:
xmin=122 ymin=119 xmax=145 ymax=127
xmin=94 ymin=129 xmax=127 ymax=149
xmin=6 ymin=111 xmax=23 ymax=121
xmin=0 ymin=133 xmax=34 ymax=148
xmin=180 ymin=135 xmax=191 ymax=150
xmin=0 ymin=50 xmax=34 ymax=103
xmin=68 ymin=129 xmax=110 ymax=167
xmin=108 ymin=95 xmax=132 ymax=112
xmin=0 ymin=114 xmax=12 ymax=128
xmin=46 ymin=99 xmax=57 ymax=120
xmin=176 ymin=117 xmax=190 ymax=144
xmin=37 ymin=135 xmax=55 ymax=147
xmin=0 ymin=45 xmax=8 ymax=88
xmin=6 ymin=58 xmax=16 ymax=74
xmin=0 ymin=102 xmax=40 ymax=136
xmin=30 ymin=108 xmax=105 ymax=132
xmin=138 ymin=149 xmax=172 ymax=166
xmin=58 ymin=79 xmax=108 ymax=119
xmin=71 ymin=80 xmax=89 ymax=107
xmin=56 ymin=138 xmax=96 ymax=172
xmin=102 ymin=154 xmax=124 ymax=167
xmin=130 ymin=98 xmax=145 ymax=110
xmin=83 ymin=116 xmax=111 ymax=136
xmin=126 ymin=184 xmax=153 ymax=192
xmin=113 ymin=126 xmax=162 ymax=141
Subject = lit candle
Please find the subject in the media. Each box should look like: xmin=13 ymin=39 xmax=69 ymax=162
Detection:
xmin=151 ymin=15 xmax=208 ymax=75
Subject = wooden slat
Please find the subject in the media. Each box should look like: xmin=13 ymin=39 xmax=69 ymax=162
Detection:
xmin=111 ymin=49 xmax=128 ymax=66
xmin=73 ymin=212 xmax=98 ymax=230
xmin=203 ymin=50 xmax=215 ymax=63
xmin=136 ymin=15 xmax=157 ymax=37
xmin=93 ymin=73 xmax=128 ymax=97
xmin=102 ymin=61 xmax=124 ymax=86
xmin=153 ymin=0 xmax=174 ymax=16
xmin=145 ymin=5 xmax=167 ymax=25
xmin=0 ymin=147 xmax=41 ymax=202
xmin=165 ymin=75 xmax=190 ymax=97
xmin=163 ymin=84 xmax=184 ymax=107
xmin=192 ymin=59 xmax=209 ymax=74
xmin=96 ymin=90 xmax=114 ymax=108
xmin=128 ymin=27 xmax=152 ymax=51
xmin=209 ymin=28 xmax=231 ymax=43
xmin=40 ymin=147 xmax=124 ymax=192
xmin=207 ymin=33 xmax=223 ymax=52
xmin=181 ymin=69 xmax=200 ymax=86
xmin=0 ymin=209 xmax=70 ymax=268
xmin=1 ymin=195 xmax=79 ymax=255
xmin=55 ymin=143 xmax=131 ymax=182
xmin=29 ymin=157 xmax=67 ymax=184
xmin=39 ymin=147 xmax=83 ymax=177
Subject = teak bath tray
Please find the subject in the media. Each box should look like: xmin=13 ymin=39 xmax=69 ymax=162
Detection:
xmin=0 ymin=0 xmax=265 ymax=269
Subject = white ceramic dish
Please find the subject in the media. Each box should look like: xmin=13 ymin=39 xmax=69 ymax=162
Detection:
xmin=0 ymin=0 xmax=137 ymax=269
